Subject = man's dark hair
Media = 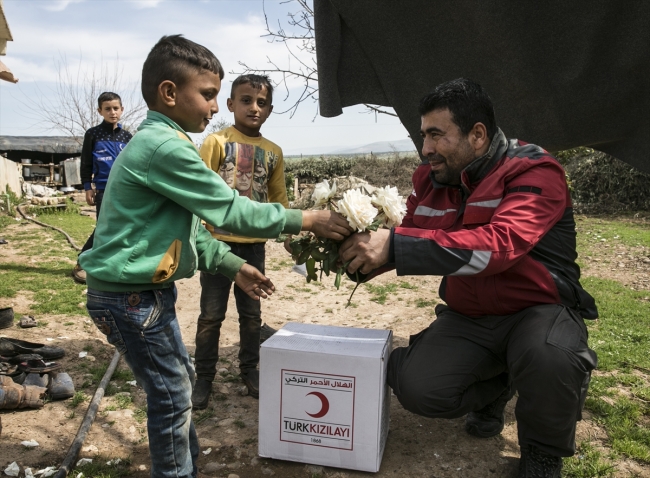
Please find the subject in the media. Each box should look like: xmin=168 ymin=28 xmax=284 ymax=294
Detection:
xmin=419 ymin=78 xmax=497 ymax=139
xmin=141 ymin=34 xmax=225 ymax=107
xmin=97 ymin=92 xmax=122 ymax=109
xmin=231 ymin=74 xmax=274 ymax=103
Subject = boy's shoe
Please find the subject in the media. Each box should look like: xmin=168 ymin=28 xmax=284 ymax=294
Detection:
xmin=260 ymin=323 xmax=278 ymax=344
xmin=191 ymin=379 xmax=212 ymax=409
xmin=465 ymin=386 xmax=515 ymax=438
xmin=241 ymin=369 xmax=259 ymax=399
xmin=518 ymin=445 xmax=562 ymax=477
xmin=72 ymin=263 xmax=86 ymax=284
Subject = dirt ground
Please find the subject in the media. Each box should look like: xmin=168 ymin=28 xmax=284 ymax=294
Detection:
xmin=0 ymin=218 xmax=649 ymax=477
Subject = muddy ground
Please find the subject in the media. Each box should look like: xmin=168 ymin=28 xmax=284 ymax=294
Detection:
xmin=0 ymin=217 xmax=649 ymax=477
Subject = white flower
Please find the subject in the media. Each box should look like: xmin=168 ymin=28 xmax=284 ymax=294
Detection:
xmin=312 ymin=179 xmax=337 ymax=206
xmin=337 ymin=189 xmax=378 ymax=232
xmin=371 ymin=186 xmax=407 ymax=227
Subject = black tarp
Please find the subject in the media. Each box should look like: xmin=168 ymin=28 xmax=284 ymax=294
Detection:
xmin=314 ymin=1 xmax=650 ymax=173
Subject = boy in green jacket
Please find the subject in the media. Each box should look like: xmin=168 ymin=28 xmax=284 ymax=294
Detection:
xmin=79 ymin=35 xmax=351 ymax=478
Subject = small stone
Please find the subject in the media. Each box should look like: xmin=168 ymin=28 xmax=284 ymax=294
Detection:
xmin=261 ymin=467 xmax=275 ymax=475
xmin=219 ymin=386 xmax=230 ymax=395
xmin=227 ymin=462 xmax=241 ymax=469
xmin=238 ymin=386 xmax=248 ymax=396
xmin=305 ymin=465 xmax=324 ymax=474
xmin=82 ymin=444 xmax=99 ymax=454
xmin=139 ymin=464 xmax=147 ymax=471
xmin=199 ymin=438 xmax=221 ymax=448
xmin=250 ymin=457 xmax=260 ymax=466
xmin=218 ymin=418 xmax=236 ymax=427
xmin=218 ymin=368 xmax=229 ymax=374
xmin=203 ymin=462 xmax=226 ymax=473
xmin=227 ymin=475 xmax=240 ymax=478
xmin=87 ymin=355 xmax=96 ymax=362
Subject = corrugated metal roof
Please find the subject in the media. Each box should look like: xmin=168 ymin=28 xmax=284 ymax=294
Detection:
xmin=0 ymin=136 xmax=83 ymax=154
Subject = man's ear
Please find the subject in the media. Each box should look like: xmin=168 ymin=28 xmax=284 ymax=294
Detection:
xmin=158 ymin=80 xmax=177 ymax=107
xmin=470 ymin=122 xmax=489 ymax=152
xmin=227 ymin=98 xmax=234 ymax=112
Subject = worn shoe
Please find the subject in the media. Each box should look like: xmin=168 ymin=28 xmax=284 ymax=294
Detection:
xmin=72 ymin=263 xmax=86 ymax=284
xmin=465 ymin=386 xmax=515 ymax=438
xmin=518 ymin=445 xmax=562 ymax=477
xmin=241 ymin=369 xmax=259 ymax=399
xmin=48 ymin=372 xmax=75 ymax=400
xmin=0 ymin=307 xmax=14 ymax=330
xmin=0 ymin=337 xmax=65 ymax=360
xmin=191 ymin=379 xmax=212 ymax=409
xmin=260 ymin=323 xmax=278 ymax=344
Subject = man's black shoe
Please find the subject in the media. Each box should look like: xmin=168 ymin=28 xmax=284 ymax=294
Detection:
xmin=241 ymin=369 xmax=259 ymax=399
xmin=191 ymin=379 xmax=212 ymax=409
xmin=465 ymin=386 xmax=515 ymax=438
xmin=260 ymin=323 xmax=278 ymax=344
xmin=518 ymin=445 xmax=562 ymax=477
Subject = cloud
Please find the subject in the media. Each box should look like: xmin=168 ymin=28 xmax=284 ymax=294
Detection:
xmin=42 ymin=0 xmax=84 ymax=12
xmin=130 ymin=0 xmax=164 ymax=9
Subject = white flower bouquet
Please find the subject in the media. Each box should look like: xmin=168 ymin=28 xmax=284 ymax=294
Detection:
xmin=288 ymin=179 xmax=407 ymax=304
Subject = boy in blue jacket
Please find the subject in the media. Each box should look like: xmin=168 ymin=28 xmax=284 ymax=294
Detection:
xmin=73 ymin=92 xmax=132 ymax=283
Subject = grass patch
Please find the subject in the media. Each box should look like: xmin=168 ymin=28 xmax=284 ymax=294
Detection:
xmin=415 ymin=298 xmax=436 ymax=308
xmin=576 ymin=216 xmax=650 ymax=251
xmin=69 ymin=391 xmax=87 ymax=408
xmin=133 ymin=406 xmax=147 ymax=423
xmin=562 ymin=442 xmax=616 ymax=477
xmin=114 ymin=393 xmax=133 ymax=409
xmin=364 ymin=283 xmax=399 ymax=305
xmin=399 ymin=281 xmax=418 ymax=290
xmin=69 ymin=455 xmax=132 ymax=478
xmin=193 ymin=408 xmax=215 ymax=425
xmin=234 ymin=419 xmax=246 ymax=429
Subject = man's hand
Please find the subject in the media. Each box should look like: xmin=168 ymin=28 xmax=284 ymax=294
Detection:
xmin=339 ymin=228 xmax=391 ymax=274
xmin=85 ymin=189 xmax=96 ymax=206
xmin=234 ymin=264 xmax=275 ymax=300
xmin=302 ymin=210 xmax=353 ymax=241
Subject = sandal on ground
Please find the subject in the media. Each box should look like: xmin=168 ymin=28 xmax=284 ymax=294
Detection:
xmin=0 ymin=337 xmax=65 ymax=360
xmin=19 ymin=315 xmax=37 ymax=328
xmin=16 ymin=358 xmax=61 ymax=374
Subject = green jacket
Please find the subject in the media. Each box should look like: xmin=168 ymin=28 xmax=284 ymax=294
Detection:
xmin=79 ymin=111 xmax=302 ymax=292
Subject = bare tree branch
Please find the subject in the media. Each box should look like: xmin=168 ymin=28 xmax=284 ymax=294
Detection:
xmin=235 ymin=0 xmax=396 ymax=120
xmin=18 ymin=54 xmax=146 ymax=144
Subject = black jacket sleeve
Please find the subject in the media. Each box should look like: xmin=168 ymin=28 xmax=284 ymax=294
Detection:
xmin=79 ymin=130 xmax=95 ymax=189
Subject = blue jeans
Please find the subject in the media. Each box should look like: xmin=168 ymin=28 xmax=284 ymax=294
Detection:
xmin=86 ymin=286 xmax=199 ymax=478
xmin=194 ymin=242 xmax=265 ymax=381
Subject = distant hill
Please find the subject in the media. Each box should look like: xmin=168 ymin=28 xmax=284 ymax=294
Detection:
xmin=285 ymin=138 xmax=416 ymax=156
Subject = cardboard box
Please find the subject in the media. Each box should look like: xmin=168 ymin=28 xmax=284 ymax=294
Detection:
xmin=258 ymin=322 xmax=392 ymax=473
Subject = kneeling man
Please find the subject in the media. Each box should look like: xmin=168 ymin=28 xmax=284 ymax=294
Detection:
xmin=340 ymin=78 xmax=597 ymax=478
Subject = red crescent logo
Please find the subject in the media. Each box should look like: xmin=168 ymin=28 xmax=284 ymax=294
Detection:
xmin=306 ymin=391 xmax=330 ymax=418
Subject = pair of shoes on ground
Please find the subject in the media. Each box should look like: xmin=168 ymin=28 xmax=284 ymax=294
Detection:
xmin=191 ymin=369 xmax=260 ymax=409
xmin=0 ymin=309 xmax=38 ymax=329
xmin=72 ymin=262 xmax=86 ymax=284
xmin=0 ymin=337 xmax=65 ymax=360
xmin=0 ymin=372 xmax=75 ymax=409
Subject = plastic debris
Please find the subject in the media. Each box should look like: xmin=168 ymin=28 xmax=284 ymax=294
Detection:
xmin=126 ymin=380 xmax=137 ymax=386
xmin=46 ymin=338 xmax=54 ymax=342
xmin=202 ymin=447 xmax=212 ymax=455
xmin=21 ymin=439 xmax=40 ymax=447
xmin=35 ymin=466 xmax=57 ymax=477
xmin=106 ymin=458 xmax=122 ymax=466
xmin=25 ymin=468 xmax=35 ymax=478
xmin=4 ymin=462 xmax=20 ymax=477
xmin=76 ymin=458 xmax=93 ymax=467
xmin=78 ymin=352 xmax=88 ymax=358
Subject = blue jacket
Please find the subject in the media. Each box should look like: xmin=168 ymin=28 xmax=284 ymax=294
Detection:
xmin=80 ymin=121 xmax=132 ymax=191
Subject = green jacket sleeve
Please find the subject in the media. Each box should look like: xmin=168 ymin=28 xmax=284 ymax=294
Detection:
xmin=146 ymin=138 xmax=303 ymax=237
xmin=195 ymin=224 xmax=246 ymax=279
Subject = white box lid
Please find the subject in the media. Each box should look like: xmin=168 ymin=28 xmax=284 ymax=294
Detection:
xmin=261 ymin=322 xmax=391 ymax=358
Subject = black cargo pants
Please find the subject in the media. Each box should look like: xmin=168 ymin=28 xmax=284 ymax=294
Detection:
xmin=387 ymin=303 xmax=597 ymax=457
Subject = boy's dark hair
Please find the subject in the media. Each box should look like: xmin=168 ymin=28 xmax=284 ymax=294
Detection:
xmin=141 ymin=34 xmax=225 ymax=107
xmin=419 ymin=78 xmax=497 ymax=139
xmin=231 ymin=74 xmax=274 ymax=103
xmin=97 ymin=92 xmax=122 ymax=109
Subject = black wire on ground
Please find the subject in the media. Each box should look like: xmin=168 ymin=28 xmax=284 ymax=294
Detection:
xmin=53 ymin=350 xmax=121 ymax=478
xmin=17 ymin=203 xmax=82 ymax=251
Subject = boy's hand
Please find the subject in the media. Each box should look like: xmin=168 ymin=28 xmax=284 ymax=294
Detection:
xmin=283 ymin=235 xmax=293 ymax=254
xmin=302 ymin=210 xmax=353 ymax=241
xmin=234 ymin=263 xmax=275 ymax=300
xmin=85 ymin=189 xmax=96 ymax=206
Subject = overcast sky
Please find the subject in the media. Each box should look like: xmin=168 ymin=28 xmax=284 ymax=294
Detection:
xmin=0 ymin=0 xmax=410 ymax=155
